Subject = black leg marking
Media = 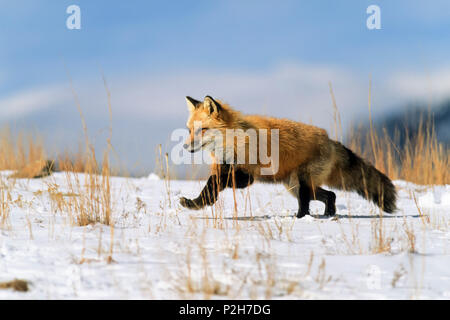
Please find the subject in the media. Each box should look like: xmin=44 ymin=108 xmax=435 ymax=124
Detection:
xmin=314 ymin=187 xmax=336 ymax=216
xmin=230 ymin=170 xmax=254 ymax=189
xmin=180 ymin=169 xmax=253 ymax=210
xmin=180 ymin=175 xmax=221 ymax=210
xmin=297 ymin=179 xmax=311 ymax=218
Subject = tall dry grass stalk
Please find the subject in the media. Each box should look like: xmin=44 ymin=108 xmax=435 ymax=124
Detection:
xmin=60 ymin=153 xmax=112 ymax=226
xmin=59 ymin=68 xmax=114 ymax=226
xmin=29 ymin=66 xmax=115 ymax=227
xmin=347 ymin=116 xmax=448 ymax=185
xmin=0 ymin=127 xmax=92 ymax=175
xmin=0 ymin=181 xmax=11 ymax=229
xmin=329 ymin=78 xmax=449 ymax=186
xmin=0 ymin=128 xmax=46 ymax=171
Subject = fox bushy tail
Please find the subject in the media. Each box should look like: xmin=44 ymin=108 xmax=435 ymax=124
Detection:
xmin=330 ymin=141 xmax=397 ymax=213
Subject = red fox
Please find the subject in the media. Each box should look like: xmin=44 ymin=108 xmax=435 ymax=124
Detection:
xmin=179 ymin=96 xmax=397 ymax=217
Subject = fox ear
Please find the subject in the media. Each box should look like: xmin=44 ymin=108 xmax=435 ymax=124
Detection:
xmin=186 ymin=96 xmax=200 ymax=112
xmin=203 ymin=96 xmax=221 ymax=116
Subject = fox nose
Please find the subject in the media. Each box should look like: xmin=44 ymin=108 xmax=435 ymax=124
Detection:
xmin=184 ymin=143 xmax=196 ymax=153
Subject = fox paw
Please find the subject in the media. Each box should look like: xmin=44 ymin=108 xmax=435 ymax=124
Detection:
xmin=179 ymin=197 xmax=201 ymax=210
xmin=296 ymin=210 xmax=310 ymax=218
xmin=324 ymin=210 xmax=336 ymax=217
xmin=324 ymin=206 xmax=336 ymax=217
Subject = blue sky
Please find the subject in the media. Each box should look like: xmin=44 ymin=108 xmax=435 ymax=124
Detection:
xmin=2 ymin=1 xmax=449 ymax=82
xmin=1 ymin=0 xmax=449 ymax=174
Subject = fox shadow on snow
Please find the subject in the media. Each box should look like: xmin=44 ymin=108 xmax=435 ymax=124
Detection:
xmin=195 ymin=213 xmax=421 ymax=221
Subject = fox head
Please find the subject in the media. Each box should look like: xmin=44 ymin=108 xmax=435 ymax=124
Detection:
xmin=183 ymin=95 xmax=228 ymax=153
xmin=182 ymin=96 xmax=279 ymax=174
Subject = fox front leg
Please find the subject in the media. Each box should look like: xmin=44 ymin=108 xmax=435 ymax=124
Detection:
xmin=179 ymin=175 xmax=222 ymax=210
xmin=179 ymin=170 xmax=254 ymax=210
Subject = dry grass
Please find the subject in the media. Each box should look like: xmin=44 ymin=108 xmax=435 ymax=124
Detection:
xmin=0 ymin=279 xmax=29 ymax=292
xmin=0 ymin=127 xmax=93 ymax=176
xmin=61 ymin=154 xmax=113 ymax=226
xmin=0 ymin=181 xmax=11 ymax=229
xmin=348 ymin=118 xmax=448 ymax=186
xmin=10 ymin=159 xmax=54 ymax=179
xmin=57 ymin=147 xmax=91 ymax=173
xmin=328 ymin=79 xmax=448 ymax=186
xmin=0 ymin=128 xmax=47 ymax=172
xmin=370 ymin=216 xmax=393 ymax=254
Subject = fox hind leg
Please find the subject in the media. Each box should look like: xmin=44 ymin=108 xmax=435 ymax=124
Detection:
xmin=296 ymin=186 xmax=336 ymax=218
xmin=289 ymin=171 xmax=336 ymax=217
xmin=297 ymin=178 xmax=312 ymax=218
xmin=284 ymin=173 xmax=314 ymax=218
xmin=314 ymin=187 xmax=336 ymax=216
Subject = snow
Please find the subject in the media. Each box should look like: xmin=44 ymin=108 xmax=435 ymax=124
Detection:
xmin=147 ymin=173 xmax=160 ymax=181
xmin=0 ymin=171 xmax=449 ymax=299
xmin=418 ymin=186 xmax=450 ymax=207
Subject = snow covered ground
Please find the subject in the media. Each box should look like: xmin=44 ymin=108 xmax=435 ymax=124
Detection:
xmin=0 ymin=171 xmax=449 ymax=299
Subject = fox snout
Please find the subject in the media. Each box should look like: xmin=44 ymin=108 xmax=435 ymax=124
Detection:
xmin=184 ymin=124 xmax=211 ymax=153
xmin=183 ymin=142 xmax=197 ymax=153
xmin=183 ymin=137 xmax=204 ymax=153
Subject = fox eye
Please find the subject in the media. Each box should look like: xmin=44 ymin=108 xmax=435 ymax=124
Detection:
xmin=195 ymin=127 xmax=208 ymax=135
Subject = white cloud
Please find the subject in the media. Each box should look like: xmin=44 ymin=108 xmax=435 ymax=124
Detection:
xmin=108 ymin=63 xmax=450 ymax=130
xmin=0 ymin=85 xmax=70 ymax=120
xmin=105 ymin=63 xmax=366 ymax=131
xmin=2 ymin=63 xmax=450 ymax=134
xmin=387 ymin=67 xmax=450 ymax=106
